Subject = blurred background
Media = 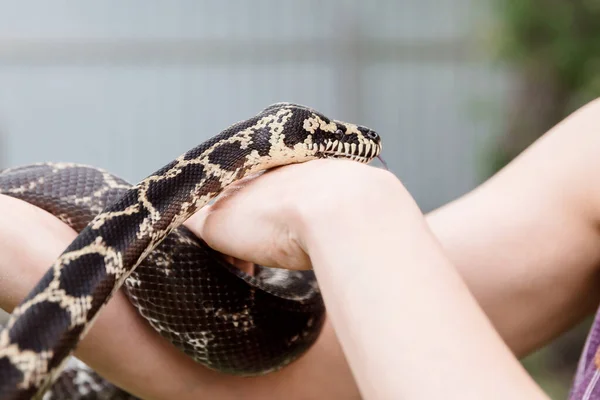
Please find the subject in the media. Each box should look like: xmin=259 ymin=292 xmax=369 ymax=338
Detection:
xmin=0 ymin=1 xmax=598 ymax=398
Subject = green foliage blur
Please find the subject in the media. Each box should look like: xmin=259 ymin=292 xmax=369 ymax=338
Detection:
xmin=487 ymin=0 xmax=600 ymax=176
xmin=487 ymin=1 xmax=600 ymax=398
xmin=492 ymin=0 xmax=600 ymax=109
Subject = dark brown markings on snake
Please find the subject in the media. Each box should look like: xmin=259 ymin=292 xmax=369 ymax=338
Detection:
xmin=207 ymin=141 xmax=253 ymax=171
xmin=8 ymin=302 xmax=72 ymax=353
xmin=57 ymin=253 xmax=109 ymax=298
xmin=276 ymin=109 xmax=294 ymax=125
xmin=90 ymin=190 xmax=149 ymax=251
xmin=0 ymin=357 xmax=25 ymax=397
xmin=248 ymin=127 xmax=275 ymax=157
xmin=195 ymin=175 xmax=224 ymax=198
xmin=145 ymin=163 xmax=207 ymax=218
xmin=282 ymin=112 xmax=314 ymax=148
xmin=87 ymin=273 xmax=117 ymax=316
xmin=148 ymin=157 xmax=182 ymax=177
xmin=180 ymin=118 xmax=259 ymax=162
xmin=106 ymin=214 xmax=150 ymax=250
xmin=46 ymin=324 xmax=86 ymax=373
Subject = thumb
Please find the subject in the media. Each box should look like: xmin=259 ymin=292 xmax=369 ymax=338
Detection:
xmin=185 ymin=207 xmax=256 ymax=275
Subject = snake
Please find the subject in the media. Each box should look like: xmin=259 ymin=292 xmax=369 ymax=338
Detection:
xmin=0 ymin=102 xmax=382 ymax=399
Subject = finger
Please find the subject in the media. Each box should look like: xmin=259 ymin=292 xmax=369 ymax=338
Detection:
xmin=223 ymin=255 xmax=256 ymax=276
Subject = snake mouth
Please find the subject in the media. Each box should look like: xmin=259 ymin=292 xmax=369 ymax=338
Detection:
xmin=321 ymin=143 xmax=382 ymax=164
xmin=323 ymin=151 xmax=373 ymax=163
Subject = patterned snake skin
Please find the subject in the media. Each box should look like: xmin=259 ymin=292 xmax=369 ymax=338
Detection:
xmin=0 ymin=103 xmax=382 ymax=399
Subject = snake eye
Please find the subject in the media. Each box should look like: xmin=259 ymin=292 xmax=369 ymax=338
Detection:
xmin=365 ymin=130 xmax=379 ymax=140
xmin=335 ymin=129 xmax=344 ymax=138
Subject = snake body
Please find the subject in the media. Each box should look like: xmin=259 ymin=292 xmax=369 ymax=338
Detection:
xmin=0 ymin=103 xmax=381 ymax=399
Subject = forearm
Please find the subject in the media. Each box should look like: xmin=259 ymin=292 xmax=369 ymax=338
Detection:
xmin=298 ymin=173 xmax=549 ymax=400
xmin=425 ymin=97 xmax=600 ymax=356
xmin=0 ymin=194 xmax=76 ymax=312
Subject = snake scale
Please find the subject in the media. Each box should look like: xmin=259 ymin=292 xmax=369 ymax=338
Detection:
xmin=0 ymin=103 xmax=382 ymax=399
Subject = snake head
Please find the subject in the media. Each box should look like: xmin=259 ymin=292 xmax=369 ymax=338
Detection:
xmin=260 ymin=102 xmax=382 ymax=164
xmin=312 ymin=119 xmax=382 ymax=164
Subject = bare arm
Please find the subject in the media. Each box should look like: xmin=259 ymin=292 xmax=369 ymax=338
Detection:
xmin=427 ymin=98 xmax=600 ymax=356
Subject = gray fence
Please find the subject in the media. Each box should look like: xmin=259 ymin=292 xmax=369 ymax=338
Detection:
xmin=0 ymin=0 xmax=512 ymax=211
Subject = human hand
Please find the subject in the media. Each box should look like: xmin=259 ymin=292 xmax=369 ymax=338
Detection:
xmin=186 ymin=158 xmax=392 ymax=272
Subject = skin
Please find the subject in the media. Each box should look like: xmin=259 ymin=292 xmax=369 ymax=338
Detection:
xmin=1 ymin=97 xmax=600 ymax=398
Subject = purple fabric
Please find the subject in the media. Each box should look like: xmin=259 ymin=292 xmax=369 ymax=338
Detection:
xmin=569 ymin=305 xmax=600 ymax=399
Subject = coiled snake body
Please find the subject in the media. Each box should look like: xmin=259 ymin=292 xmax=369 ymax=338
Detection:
xmin=0 ymin=103 xmax=382 ymax=399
